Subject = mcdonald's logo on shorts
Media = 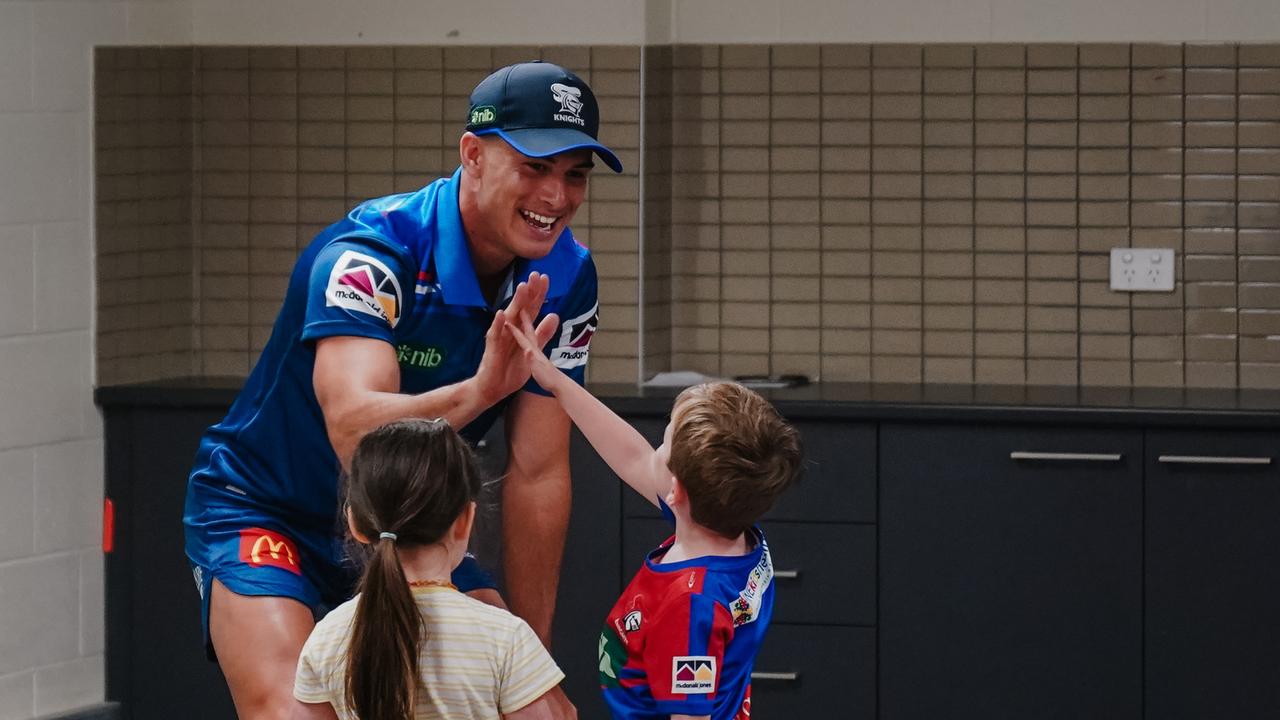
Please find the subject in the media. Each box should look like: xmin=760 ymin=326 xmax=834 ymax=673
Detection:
xmin=238 ymin=528 xmax=302 ymax=575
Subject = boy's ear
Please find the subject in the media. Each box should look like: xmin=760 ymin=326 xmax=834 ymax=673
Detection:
xmin=451 ymin=501 xmax=477 ymax=543
xmin=346 ymin=506 xmax=370 ymax=545
xmin=666 ymin=476 xmax=684 ymax=508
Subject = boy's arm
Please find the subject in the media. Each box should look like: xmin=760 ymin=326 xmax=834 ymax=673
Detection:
xmin=505 ymin=311 xmax=669 ymax=506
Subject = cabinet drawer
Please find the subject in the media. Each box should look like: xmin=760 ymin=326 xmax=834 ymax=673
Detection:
xmin=749 ymin=624 xmax=875 ymax=718
xmin=624 ymin=420 xmax=875 ymax=524
xmin=880 ymin=423 xmax=1143 ymax=719
xmin=1146 ymin=429 xmax=1280 ymax=720
xmin=624 ymin=518 xmax=875 ymax=626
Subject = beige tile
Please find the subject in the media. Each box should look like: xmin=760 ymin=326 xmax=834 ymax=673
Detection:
xmin=1028 ymin=148 xmax=1077 ymax=173
xmin=1082 ymin=333 xmax=1130 ymax=359
xmin=1028 ymin=305 xmax=1076 ymax=331
xmin=871 ymin=278 xmax=922 ymax=303
xmin=924 ymin=69 xmax=973 ymax=94
xmin=1132 ymin=95 xmax=1182 ymax=120
xmin=923 ymin=357 xmax=974 ymax=383
xmin=924 ymin=147 xmax=973 ymax=173
xmin=975 ymin=357 xmax=1025 ymax=384
xmin=924 ymin=95 xmax=975 ymax=120
xmin=1080 ymin=121 xmax=1130 ymax=147
xmin=924 ymin=174 xmax=973 ymax=200
xmin=873 ymin=355 xmax=923 ymax=382
xmin=1239 ymin=94 xmax=1280 ymax=119
xmin=923 ymin=306 xmax=973 ymax=330
xmin=975 ymin=94 xmax=1024 ymax=120
xmin=1185 ymin=362 xmax=1236 ymax=388
xmin=1240 ymin=363 xmax=1280 ymax=389
xmin=1133 ymin=361 xmax=1184 ymax=388
xmin=1240 ymin=68 xmax=1280 ymax=93
xmin=1185 ymin=95 xmax=1236 ymax=121
xmin=873 ymin=45 xmax=923 ymax=68
xmin=874 ymin=327 xmax=924 ymax=353
xmin=976 ymin=45 xmax=1025 ymax=68
xmin=1080 ymin=68 xmax=1129 ymax=94
xmin=1185 ymin=43 xmax=1236 ymax=68
xmin=821 ymin=354 xmax=871 ymax=381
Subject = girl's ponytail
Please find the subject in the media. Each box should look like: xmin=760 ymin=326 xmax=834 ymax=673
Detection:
xmin=342 ymin=418 xmax=482 ymax=720
xmin=346 ymin=533 xmax=420 ymax=720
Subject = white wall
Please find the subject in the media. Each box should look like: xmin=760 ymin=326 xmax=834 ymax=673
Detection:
xmin=188 ymin=0 xmax=1279 ymax=44
xmin=0 ymin=2 xmax=191 ymax=718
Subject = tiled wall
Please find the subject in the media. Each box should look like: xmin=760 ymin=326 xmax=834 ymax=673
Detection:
xmin=96 ymin=45 xmax=641 ymax=386
xmin=657 ymin=43 xmax=1280 ymax=388
xmin=96 ymin=42 xmax=1280 ymax=389
xmin=95 ymin=48 xmax=196 ymax=385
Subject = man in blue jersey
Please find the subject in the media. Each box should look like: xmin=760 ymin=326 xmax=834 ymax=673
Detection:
xmin=183 ymin=61 xmax=621 ymax=719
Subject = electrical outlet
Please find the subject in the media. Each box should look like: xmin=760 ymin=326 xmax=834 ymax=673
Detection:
xmin=1110 ymin=247 xmax=1175 ymax=292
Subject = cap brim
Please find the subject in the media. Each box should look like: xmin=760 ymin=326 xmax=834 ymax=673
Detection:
xmin=477 ymin=127 xmax=623 ymax=173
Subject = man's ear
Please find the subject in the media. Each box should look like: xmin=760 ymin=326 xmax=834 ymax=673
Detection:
xmin=451 ymin=501 xmax=477 ymax=543
xmin=346 ymin=506 xmax=371 ymax=545
xmin=459 ymin=132 xmax=484 ymax=175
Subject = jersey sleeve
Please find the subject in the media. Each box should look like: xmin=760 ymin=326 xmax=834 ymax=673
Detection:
xmin=523 ymin=254 xmax=598 ymax=396
xmin=496 ymin=616 xmax=566 ymax=714
xmin=641 ymin=593 xmax=735 ymax=716
xmin=300 ymin=237 xmax=414 ymax=346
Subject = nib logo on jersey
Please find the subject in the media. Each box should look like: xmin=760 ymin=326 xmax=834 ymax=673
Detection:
xmin=550 ymin=302 xmax=597 ymax=369
xmin=325 ymin=250 xmax=402 ymax=328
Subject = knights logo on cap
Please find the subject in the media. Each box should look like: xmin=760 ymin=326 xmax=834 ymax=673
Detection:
xmin=550 ymin=82 xmax=585 ymax=125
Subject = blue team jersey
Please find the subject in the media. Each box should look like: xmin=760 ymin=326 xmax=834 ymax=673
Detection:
xmin=598 ymin=521 xmax=775 ymax=720
xmin=184 ymin=167 xmax=599 ymax=534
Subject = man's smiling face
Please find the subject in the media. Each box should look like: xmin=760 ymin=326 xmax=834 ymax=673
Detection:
xmin=468 ymin=136 xmax=594 ymax=264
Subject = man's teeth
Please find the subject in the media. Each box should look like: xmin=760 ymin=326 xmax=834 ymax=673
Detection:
xmin=520 ymin=209 xmax=557 ymax=228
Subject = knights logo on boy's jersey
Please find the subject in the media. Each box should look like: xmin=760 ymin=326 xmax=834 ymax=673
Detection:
xmin=551 ymin=301 xmax=597 ymax=369
xmin=325 ymin=250 xmax=402 ymax=328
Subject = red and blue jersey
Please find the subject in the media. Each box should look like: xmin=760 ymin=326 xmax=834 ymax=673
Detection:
xmin=599 ymin=527 xmax=775 ymax=719
xmin=184 ymin=166 xmax=598 ymax=546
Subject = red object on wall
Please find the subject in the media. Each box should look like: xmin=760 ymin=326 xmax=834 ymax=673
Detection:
xmin=103 ymin=497 xmax=115 ymax=553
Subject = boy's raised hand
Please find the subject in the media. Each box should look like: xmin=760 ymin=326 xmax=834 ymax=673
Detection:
xmin=502 ymin=300 xmax=564 ymax=393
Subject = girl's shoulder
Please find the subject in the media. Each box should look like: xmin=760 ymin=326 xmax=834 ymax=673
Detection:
xmin=310 ymin=594 xmax=361 ymax=638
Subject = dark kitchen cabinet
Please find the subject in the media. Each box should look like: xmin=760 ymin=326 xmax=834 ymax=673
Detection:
xmin=1145 ymin=430 xmax=1280 ymax=720
xmin=100 ymin=381 xmax=1280 ymax=720
xmin=879 ymin=423 xmax=1143 ymax=720
xmin=102 ymin=401 xmax=236 ymax=720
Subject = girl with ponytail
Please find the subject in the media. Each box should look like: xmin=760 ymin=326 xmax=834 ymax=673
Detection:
xmin=291 ymin=418 xmax=571 ymax=719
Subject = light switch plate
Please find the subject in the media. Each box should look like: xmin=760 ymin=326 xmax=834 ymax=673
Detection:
xmin=1110 ymin=247 xmax=1175 ymax=292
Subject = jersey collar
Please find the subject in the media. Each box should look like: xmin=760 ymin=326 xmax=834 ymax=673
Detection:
xmin=433 ymin=166 xmax=578 ymax=309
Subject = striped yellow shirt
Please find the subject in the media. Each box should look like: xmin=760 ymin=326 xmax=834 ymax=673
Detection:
xmin=294 ymin=585 xmax=564 ymax=718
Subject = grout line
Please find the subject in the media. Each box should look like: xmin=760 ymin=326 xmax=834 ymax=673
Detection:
xmin=637 ymin=45 xmax=647 ymax=386
xmin=1023 ymin=46 xmax=1030 ymax=384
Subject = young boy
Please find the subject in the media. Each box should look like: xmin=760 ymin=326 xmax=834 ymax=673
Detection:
xmin=505 ymin=302 xmax=803 ymax=720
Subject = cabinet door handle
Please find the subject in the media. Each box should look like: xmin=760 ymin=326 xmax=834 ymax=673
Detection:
xmin=751 ymin=671 xmax=800 ymax=682
xmin=1010 ymin=451 xmax=1123 ymax=462
xmin=1158 ymin=454 xmax=1272 ymax=466
xmin=774 ymin=569 xmax=800 ymax=579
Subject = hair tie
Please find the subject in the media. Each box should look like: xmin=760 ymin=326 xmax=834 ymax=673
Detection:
xmin=378 ymin=531 xmax=397 ymax=542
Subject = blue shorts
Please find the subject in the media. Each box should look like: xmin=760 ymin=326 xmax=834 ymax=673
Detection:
xmin=185 ymin=502 xmax=497 ymax=659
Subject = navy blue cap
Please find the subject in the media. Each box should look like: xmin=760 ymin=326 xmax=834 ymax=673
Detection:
xmin=466 ymin=61 xmax=623 ymax=173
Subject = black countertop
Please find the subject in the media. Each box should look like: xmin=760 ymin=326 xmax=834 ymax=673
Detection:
xmin=95 ymin=377 xmax=1280 ymax=429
